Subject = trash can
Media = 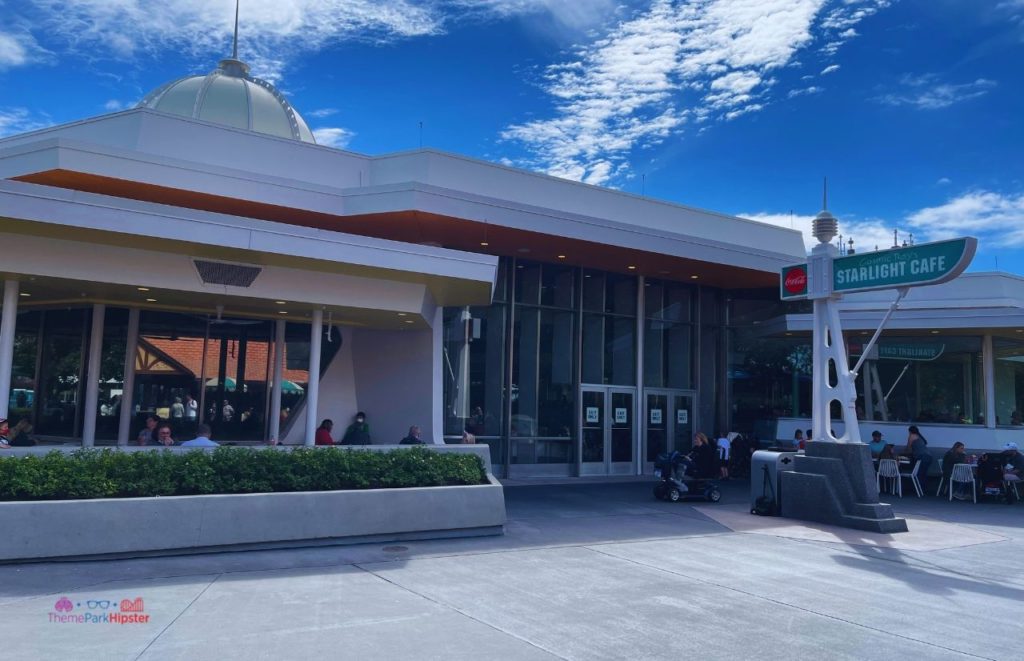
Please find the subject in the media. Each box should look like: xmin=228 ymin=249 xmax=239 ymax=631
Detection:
xmin=750 ymin=449 xmax=799 ymax=513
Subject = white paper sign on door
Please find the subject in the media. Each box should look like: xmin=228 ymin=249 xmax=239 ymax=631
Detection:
xmin=677 ymin=409 xmax=688 ymax=425
xmin=586 ymin=407 xmax=600 ymax=423
xmin=650 ymin=408 xmax=663 ymax=425
xmin=614 ymin=408 xmax=628 ymax=424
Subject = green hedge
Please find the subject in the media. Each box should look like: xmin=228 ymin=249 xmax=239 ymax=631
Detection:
xmin=0 ymin=447 xmax=489 ymax=501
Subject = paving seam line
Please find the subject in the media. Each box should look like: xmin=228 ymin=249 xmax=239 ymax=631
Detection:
xmin=132 ymin=573 xmax=223 ymax=660
xmin=583 ymin=546 xmax=997 ymax=661
xmin=353 ymin=563 xmax=568 ymax=661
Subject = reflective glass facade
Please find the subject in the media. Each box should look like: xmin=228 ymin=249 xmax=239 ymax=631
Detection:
xmin=443 ymin=258 xmax=711 ymax=476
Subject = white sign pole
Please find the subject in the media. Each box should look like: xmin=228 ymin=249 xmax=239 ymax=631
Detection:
xmin=806 ymin=208 xmax=861 ymax=444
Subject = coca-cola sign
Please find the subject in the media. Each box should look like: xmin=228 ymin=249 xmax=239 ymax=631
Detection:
xmin=780 ymin=264 xmax=809 ymax=299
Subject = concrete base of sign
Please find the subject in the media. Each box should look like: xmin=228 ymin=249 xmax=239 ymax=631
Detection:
xmin=780 ymin=442 xmax=908 ymax=534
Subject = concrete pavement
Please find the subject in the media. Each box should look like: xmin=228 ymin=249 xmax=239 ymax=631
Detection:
xmin=1 ymin=480 xmax=1021 ymax=660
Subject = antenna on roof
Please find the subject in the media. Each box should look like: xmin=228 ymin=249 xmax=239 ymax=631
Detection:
xmin=232 ymin=0 xmax=240 ymax=60
xmin=822 ymin=176 xmax=828 ymax=210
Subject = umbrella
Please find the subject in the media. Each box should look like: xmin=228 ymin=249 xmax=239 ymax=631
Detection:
xmin=280 ymin=380 xmax=304 ymax=394
xmin=205 ymin=376 xmax=236 ymax=391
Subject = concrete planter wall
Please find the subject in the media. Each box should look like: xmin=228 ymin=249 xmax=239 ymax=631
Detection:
xmin=0 ymin=446 xmax=505 ymax=561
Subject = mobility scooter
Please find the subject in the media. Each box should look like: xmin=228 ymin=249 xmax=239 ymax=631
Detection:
xmin=653 ymin=451 xmax=722 ymax=503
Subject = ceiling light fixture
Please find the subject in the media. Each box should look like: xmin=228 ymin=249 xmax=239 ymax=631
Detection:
xmin=278 ymin=311 xmax=288 ymax=315
xmin=145 ymin=298 xmax=157 ymax=302
xmin=557 ymin=255 xmax=566 ymax=259
xmin=627 ymin=265 xmax=637 ymax=270
xmin=19 ymin=292 xmax=30 ymax=297
xmin=275 ymin=300 xmax=287 ymax=305
xmin=397 ymin=312 xmax=407 ymax=317
xmin=690 ymin=275 xmax=699 ymax=280
xmin=137 ymin=287 xmax=150 ymax=292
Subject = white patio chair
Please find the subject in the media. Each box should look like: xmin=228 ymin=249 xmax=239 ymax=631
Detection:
xmin=949 ymin=463 xmax=976 ymax=504
xmin=935 ymin=457 xmax=946 ymax=497
xmin=1005 ymin=478 xmax=1020 ymax=500
xmin=877 ymin=458 xmax=901 ymax=497
xmin=900 ymin=459 xmax=923 ymax=498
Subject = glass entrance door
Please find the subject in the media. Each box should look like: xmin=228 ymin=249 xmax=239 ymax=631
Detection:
xmin=580 ymin=386 xmax=636 ymax=475
xmin=643 ymin=389 xmax=696 ymax=470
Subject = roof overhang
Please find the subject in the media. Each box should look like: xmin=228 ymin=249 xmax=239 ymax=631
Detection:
xmin=0 ymin=179 xmax=497 ymax=327
xmin=0 ymin=110 xmax=807 ymax=289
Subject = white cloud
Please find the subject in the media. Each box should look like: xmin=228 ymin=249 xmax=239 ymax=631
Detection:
xmin=876 ymin=74 xmax=997 ymax=110
xmin=907 ymin=191 xmax=1024 ymax=246
xmin=103 ymin=99 xmax=130 ymax=111
xmin=27 ymin=0 xmax=445 ymax=81
xmin=503 ymin=0 xmax=890 ymax=186
xmin=787 ymin=86 xmax=823 ymax=98
xmin=0 ymin=29 xmax=46 ymax=70
xmin=936 ymin=177 xmax=951 ymax=186
xmin=741 ymin=211 xmax=895 ymax=253
xmin=0 ymin=108 xmax=53 ymax=137
xmin=312 ymin=126 xmax=356 ymax=149
xmin=306 ymin=108 xmax=338 ymax=119
xmin=820 ymin=64 xmax=840 ymax=75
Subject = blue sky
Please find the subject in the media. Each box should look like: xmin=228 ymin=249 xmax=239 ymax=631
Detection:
xmin=1 ymin=0 xmax=1023 ymax=271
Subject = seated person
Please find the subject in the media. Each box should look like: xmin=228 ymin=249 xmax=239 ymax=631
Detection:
xmin=942 ymin=442 xmax=970 ymax=499
xmin=181 ymin=423 xmax=219 ymax=447
xmin=688 ymin=432 xmax=718 ymax=479
xmin=9 ymin=418 xmax=36 ymax=446
xmin=867 ymin=430 xmax=887 ymax=457
xmin=399 ymin=425 xmax=425 ymax=445
xmin=155 ymin=423 xmax=175 ymax=447
xmin=136 ymin=415 xmax=160 ymax=446
xmin=0 ymin=417 xmax=9 ymax=449
xmin=315 ymin=419 xmax=335 ymax=446
xmin=1003 ymin=442 xmax=1022 ymax=483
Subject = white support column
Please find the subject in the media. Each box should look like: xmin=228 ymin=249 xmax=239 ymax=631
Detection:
xmin=635 ymin=275 xmax=645 ymax=475
xmin=81 ymin=303 xmax=106 ymax=447
xmin=117 ymin=308 xmax=140 ymax=445
xmin=304 ymin=309 xmax=323 ymax=447
xmin=269 ymin=318 xmax=285 ymax=443
xmin=432 ymin=306 xmax=445 ymax=445
xmin=0 ymin=280 xmax=18 ymax=421
xmin=983 ymin=332 xmax=996 ymax=429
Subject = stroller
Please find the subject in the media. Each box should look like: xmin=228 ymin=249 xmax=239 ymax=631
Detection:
xmin=977 ymin=454 xmax=1018 ymax=504
xmin=653 ymin=451 xmax=722 ymax=503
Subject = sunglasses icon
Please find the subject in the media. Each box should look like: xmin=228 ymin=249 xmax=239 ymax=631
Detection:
xmin=87 ymin=600 xmax=114 ymax=609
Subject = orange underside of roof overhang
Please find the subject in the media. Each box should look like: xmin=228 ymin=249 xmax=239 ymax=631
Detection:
xmin=14 ymin=169 xmax=777 ymax=289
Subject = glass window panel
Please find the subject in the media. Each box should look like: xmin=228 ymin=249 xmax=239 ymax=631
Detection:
xmin=511 ymin=307 xmax=575 ymax=454
xmin=540 ymin=264 xmax=575 ymax=308
xmin=666 ymin=324 xmax=693 ymax=389
xmin=644 ymin=281 xmax=665 ymax=319
xmin=606 ymin=316 xmax=635 ymax=385
xmin=606 ymin=274 xmax=636 ymax=316
xmin=699 ymin=288 xmax=721 ymax=325
xmin=582 ymin=271 xmax=605 ymax=312
xmin=994 ymin=337 xmax=1024 ymax=426
xmin=514 ymin=262 xmax=542 ymax=305
xmin=443 ymin=305 xmax=506 ymax=437
xmin=665 ymin=284 xmax=692 ymax=323
xmin=581 ymin=313 xmax=604 ymax=384
xmin=644 ymin=322 xmax=665 ymax=388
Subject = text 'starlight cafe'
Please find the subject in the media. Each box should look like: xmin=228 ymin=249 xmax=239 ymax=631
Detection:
xmin=2 ymin=50 xmax=1023 ymax=477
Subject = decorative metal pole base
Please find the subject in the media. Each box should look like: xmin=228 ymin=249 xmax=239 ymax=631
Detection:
xmin=781 ymin=442 xmax=908 ymax=533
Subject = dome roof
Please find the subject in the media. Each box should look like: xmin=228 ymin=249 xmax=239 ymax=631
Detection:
xmin=138 ymin=58 xmax=315 ymax=143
